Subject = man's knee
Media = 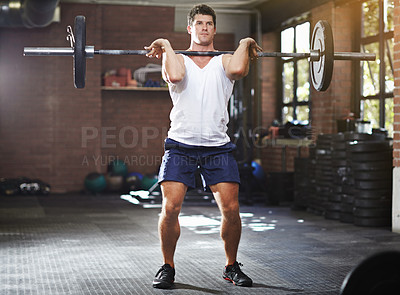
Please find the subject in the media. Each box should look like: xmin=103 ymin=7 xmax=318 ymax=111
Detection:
xmin=220 ymin=201 xmax=240 ymax=219
xmin=162 ymin=200 xmax=182 ymax=217
xmin=160 ymin=181 xmax=186 ymax=218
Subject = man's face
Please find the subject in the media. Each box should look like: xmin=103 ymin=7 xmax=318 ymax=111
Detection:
xmin=187 ymin=14 xmax=216 ymax=46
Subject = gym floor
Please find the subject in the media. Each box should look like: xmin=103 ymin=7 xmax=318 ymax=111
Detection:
xmin=1 ymin=193 xmax=400 ymax=295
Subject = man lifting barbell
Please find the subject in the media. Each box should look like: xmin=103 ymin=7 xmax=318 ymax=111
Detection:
xmin=144 ymin=4 xmax=260 ymax=289
xmin=22 ymin=4 xmax=384 ymax=292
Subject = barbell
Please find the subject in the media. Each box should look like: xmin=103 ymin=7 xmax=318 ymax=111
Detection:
xmin=23 ymin=15 xmax=375 ymax=91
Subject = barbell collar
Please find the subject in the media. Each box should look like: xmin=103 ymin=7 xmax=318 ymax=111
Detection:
xmin=85 ymin=46 xmax=95 ymax=58
xmin=309 ymin=50 xmax=320 ymax=62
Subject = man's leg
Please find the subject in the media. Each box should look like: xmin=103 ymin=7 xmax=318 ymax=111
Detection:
xmin=209 ymin=182 xmax=241 ymax=266
xmin=159 ymin=181 xmax=187 ymax=268
xmin=210 ymin=181 xmax=253 ymax=287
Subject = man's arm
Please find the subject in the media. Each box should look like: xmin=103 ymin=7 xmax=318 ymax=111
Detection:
xmin=222 ymin=38 xmax=262 ymax=81
xmin=145 ymin=38 xmax=185 ymax=84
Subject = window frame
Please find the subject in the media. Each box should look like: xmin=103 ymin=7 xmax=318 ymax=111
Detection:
xmin=360 ymin=0 xmax=394 ymax=133
xmin=280 ymin=20 xmax=311 ymax=124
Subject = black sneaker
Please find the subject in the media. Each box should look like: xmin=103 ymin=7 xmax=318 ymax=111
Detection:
xmin=223 ymin=261 xmax=253 ymax=287
xmin=153 ymin=264 xmax=175 ymax=289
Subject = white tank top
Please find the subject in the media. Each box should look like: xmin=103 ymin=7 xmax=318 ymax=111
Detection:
xmin=166 ymin=54 xmax=235 ymax=146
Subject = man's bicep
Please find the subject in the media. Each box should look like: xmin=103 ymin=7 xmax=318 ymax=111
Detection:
xmin=222 ymin=54 xmax=238 ymax=81
xmin=222 ymin=54 xmax=232 ymax=71
xmin=163 ymin=54 xmax=185 ymax=84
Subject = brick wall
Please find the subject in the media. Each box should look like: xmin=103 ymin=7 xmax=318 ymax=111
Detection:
xmin=259 ymin=27 xmax=309 ymax=173
xmin=310 ymin=1 xmax=358 ymax=135
xmin=0 ymin=4 xmax=103 ymax=192
xmin=0 ymin=3 xmax=234 ymax=193
xmin=260 ymin=31 xmax=278 ymax=128
xmin=259 ymin=31 xmax=280 ymax=172
xmin=100 ymin=91 xmax=171 ymax=176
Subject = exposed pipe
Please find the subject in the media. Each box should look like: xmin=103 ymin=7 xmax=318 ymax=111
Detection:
xmin=0 ymin=0 xmax=59 ymax=28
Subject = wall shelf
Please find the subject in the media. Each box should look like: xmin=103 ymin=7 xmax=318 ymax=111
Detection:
xmin=101 ymin=86 xmax=168 ymax=91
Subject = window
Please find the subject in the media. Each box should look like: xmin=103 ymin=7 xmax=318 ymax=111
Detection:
xmin=281 ymin=22 xmax=311 ymax=124
xmin=361 ymin=0 xmax=394 ymax=136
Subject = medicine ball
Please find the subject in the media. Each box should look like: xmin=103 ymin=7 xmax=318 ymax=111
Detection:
xmin=141 ymin=174 xmax=158 ymax=191
xmin=125 ymin=172 xmax=143 ymax=191
xmin=105 ymin=174 xmax=124 ymax=192
xmin=84 ymin=172 xmax=107 ymax=193
xmin=107 ymin=159 xmax=128 ymax=177
xmin=252 ymin=161 xmax=266 ymax=182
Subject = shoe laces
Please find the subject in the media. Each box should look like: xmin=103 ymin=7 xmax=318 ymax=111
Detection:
xmin=227 ymin=261 xmax=244 ymax=273
xmin=155 ymin=264 xmax=172 ymax=278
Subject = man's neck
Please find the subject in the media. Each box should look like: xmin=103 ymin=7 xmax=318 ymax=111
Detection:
xmin=188 ymin=42 xmax=216 ymax=52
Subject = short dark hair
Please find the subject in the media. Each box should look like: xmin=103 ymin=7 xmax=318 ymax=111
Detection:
xmin=187 ymin=4 xmax=216 ymax=27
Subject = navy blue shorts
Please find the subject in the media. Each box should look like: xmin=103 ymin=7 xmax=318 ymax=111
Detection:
xmin=158 ymin=138 xmax=240 ymax=189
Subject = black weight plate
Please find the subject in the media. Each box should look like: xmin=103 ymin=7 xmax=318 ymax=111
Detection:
xmin=341 ymin=194 xmax=354 ymax=204
xmin=74 ymin=15 xmax=86 ymax=88
xmin=316 ymin=183 xmax=333 ymax=191
xmin=352 ymin=161 xmax=393 ymax=171
xmin=334 ymin=177 xmax=349 ymax=186
xmin=295 ymin=180 xmax=308 ymax=188
xmin=353 ymin=207 xmax=391 ymax=218
xmin=317 ymin=134 xmax=334 ymax=141
xmin=353 ymin=170 xmax=392 ymax=180
xmin=333 ymin=178 xmax=345 ymax=186
xmin=317 ymin=190 xmax=332 ymax=198
xmin=325 ymin=210 xmax=341 ymax=220
xmin=316 ymin=159 xmax=332 ymax=167
xmin=328 ymin=193 xmax=341 ymax=202
xmin=355 ymin=179 xmax=392 ymax=190
xmin=332 ymin=159 xmax=348 ymax=167
xmin=294 ymin=158 xmax=309 ymax=171
xmin=326 ymin=202 xmax=342 ymax=211
xmin=344 ymin=132 xmax=386 ymax=142
xmin=332 ymin=151 xmax=347 ymax=159
xmin=353 ymin=217 xmax=391 ymax=227
xmin=315 ymin=149 xmax=331 ymax=157
xmin=332 ymin=186 xmax=343 ymax=194
xmin=350 ymin=150 xmax=392 ymax=162
xmin=354 ymin=198 xmax=391 ymax=208
xmin=341 ymin=203 xmax=354 ymax=213
xmin=347 ymin=141 xmax=391 ymax=153
xmin=318 ymin=170 xmax=334 ymax=177
xmin=332 ymin=132 xmax=345 ymax=141
xmin=354 ymin=189 xmax=392 ymax=199
xmin=340 ymin=213 xmax=354 ymax=224
xmin=332 ymin=142 xmax=346 ymax=150
xmin=316 ymin=141 xmax=332 ymax=148
xmin=342 ymin=185 xmax=356 ymax=195
xmin=310 ymin=20 xmax=334 ymax=91
xmin=315 ymin=171 xmax=332 ymax=179
xmin=340 ymin=251 xmax=400 ymax=295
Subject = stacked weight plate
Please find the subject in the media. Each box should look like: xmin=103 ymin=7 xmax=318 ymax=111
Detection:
xmin=347 ymin=133 xmax=392 ymax=227
xmin=329 ymin=133 xmax=349 ymax=221
xmin=314 ymin=134 xmax=333 ymax=217
xmin=293 ymin=157 xmax=310 ymax=210
xmin=337 ymin=132 xmax=361 ymax=223
xmin=304 ymin=146 xmax=318 ymax=214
